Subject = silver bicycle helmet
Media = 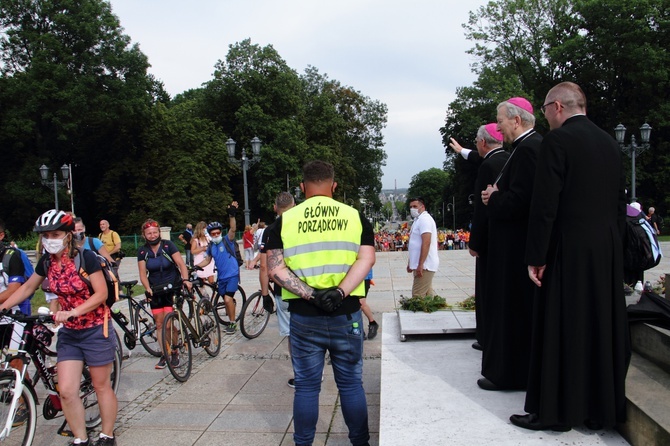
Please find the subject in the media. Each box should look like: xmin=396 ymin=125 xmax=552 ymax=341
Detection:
xmin=34 ymin=209 xmax=75 ymax=232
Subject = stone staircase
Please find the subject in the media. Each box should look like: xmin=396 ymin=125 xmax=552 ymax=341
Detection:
xmin=618 ymin=321 xmax=670 ymax=445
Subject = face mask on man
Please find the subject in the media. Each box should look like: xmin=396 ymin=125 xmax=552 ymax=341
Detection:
xmin=73 ymin=232 xmax=85 ymax=242
xmin=211 ymin=236 xmax=223 ymax=244
xmin=410 ymin=208 xmax=420 ymax=219
xmin=43 ymin=236 xmax=66 ymax=254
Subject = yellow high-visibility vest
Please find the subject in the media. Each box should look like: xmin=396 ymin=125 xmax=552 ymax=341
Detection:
xmin=280 ymin=196 xmax=364 ymax=300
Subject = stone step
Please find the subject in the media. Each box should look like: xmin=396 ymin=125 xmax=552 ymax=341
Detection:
xmin=630 ymin=322 xmax=670 ymax=374
xmin=619 ymin=352 xmax=670 ymax=445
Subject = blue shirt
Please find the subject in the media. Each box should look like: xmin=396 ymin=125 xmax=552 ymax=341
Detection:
xmin=82 ymin=237 xmax=104 ymax=252
xmin=206 ymin=237 xmax=239 ymax=280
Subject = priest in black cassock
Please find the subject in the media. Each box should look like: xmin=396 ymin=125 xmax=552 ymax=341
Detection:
xmin=511 ymin=82 xmax=630 ymax=432
xmin=465 ymin=124 xmax=509 ymax=351
xmin=479 ymin=98 xmax=541 ymax=391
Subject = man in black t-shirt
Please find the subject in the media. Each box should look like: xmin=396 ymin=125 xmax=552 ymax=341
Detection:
xmin=179 ymin=224 xmax=193 ymax=267
xmin=265 ymin=161 xmax=375 ymax=446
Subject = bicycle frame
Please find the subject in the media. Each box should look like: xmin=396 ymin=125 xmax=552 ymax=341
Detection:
xmin=0 ymin=363 xmax=29 ymax=440
xmin=172 ymin=291 xmax=207 ymax=346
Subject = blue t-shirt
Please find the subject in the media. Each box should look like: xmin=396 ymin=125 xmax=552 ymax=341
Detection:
xmin=83 ymin=237 xmax=104 ymax=252
xmin=206 ymin=237 xmax=239 ymax=281
xmin=137 ymin=240 xmax=180 ymax=287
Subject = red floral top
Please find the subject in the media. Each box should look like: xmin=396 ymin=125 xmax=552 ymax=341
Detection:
xmin=37 ymin=253 xmax=105 ymax=330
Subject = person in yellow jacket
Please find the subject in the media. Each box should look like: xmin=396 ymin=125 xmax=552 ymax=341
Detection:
xmin=266 ymin=160 xmax=375 ymax=446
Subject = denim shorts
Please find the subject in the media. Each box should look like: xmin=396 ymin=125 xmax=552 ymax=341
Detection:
xmin=57 ymin=324 xmax=117 ymax=366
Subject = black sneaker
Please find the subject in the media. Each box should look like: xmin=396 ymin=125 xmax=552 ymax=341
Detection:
xmin=170 ymin=352 xmax=180 ymax=368
xmin=225 ymin=323 xmax=237 ymax=335
xmin=367 ymin=321 xmax=379 ymax=340
xmin=287 ymin=378 xmax=295 ymax=388
xmin=93 ymin=435 xmax=116 ymax=446
xmin=155 ymin=356 xmax=167 ymax=369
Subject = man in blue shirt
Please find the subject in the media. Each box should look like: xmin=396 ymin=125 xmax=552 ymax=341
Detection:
xmin=196 ymin=201 xmax=240 ymax=335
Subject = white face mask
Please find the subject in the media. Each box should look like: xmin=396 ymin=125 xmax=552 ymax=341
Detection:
xmin=211 ymin=236 xmax=223 ymax=244
xmin=410 ymin=208 xmax=420 ymax=219
xmin=43 ymin=236 xmax=66 ymax=254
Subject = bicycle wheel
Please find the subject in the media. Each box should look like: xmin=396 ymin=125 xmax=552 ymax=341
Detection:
xmin=162 ymin=312 xmax=192 ymax=382
xmin=0 ymin=371 xmax=37 ymax=446
xmin=196 ymin=301 xmax=221 ymax=357
xmin=240 ymin=291 xmax=271 ymax=339
xmin=135 ymin=300 xmax=161 ymax=357
xmin=213 ymin=285 xmax=246 ymax=326
xmin=82 ymin=346 xmax=121 ymax=428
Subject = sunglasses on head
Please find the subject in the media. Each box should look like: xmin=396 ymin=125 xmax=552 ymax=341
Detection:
xmin=142 ymin=221 xmax=159 ymax=230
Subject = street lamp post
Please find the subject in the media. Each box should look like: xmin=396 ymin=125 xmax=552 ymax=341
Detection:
xmin=226 ymin=136 xmax=262 ymax=227
xmin=39 ymin=164 xmax=72 ymax=212
xmin=615 ymin=123 xmax=652 ymax=201
xmin=446 ymin=196 xmax=456 ymax=230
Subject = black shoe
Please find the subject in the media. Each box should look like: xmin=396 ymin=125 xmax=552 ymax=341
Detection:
xmin=472 ymin=341 xmax=483 ymax=351
xmin=477 ymin=378 xmax=502 ymax=391
xmin=584 ymin=419 xmax=603 ymax=430
xmin=287 ymin=378 xmax=295 ymax=389
xmin=510 ymin=413 xmax=571 ymax=432
xmin=367 ymin=321 xmax=379 ymax=340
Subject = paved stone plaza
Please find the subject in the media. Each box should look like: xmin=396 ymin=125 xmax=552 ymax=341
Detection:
xmin=26 ymin=244 xmax=669 ymax=445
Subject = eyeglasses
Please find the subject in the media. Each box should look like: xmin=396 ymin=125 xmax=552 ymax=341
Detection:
xmin=142 ymin=221 xmax=159 ymax=231
xmin=540 ymin=101 xmax=563 ymax=114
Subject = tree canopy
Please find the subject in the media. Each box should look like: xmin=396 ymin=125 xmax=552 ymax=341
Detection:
xmin=440 ymin=0 xmax=670 ymax=218
xmin=0 ymin=3 xmax=388 ymax=236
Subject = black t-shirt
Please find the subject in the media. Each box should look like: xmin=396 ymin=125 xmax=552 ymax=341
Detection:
xmin=181 ymin=230 xmax=193 ymax=250
xmin=264 ymin=204 xmax=374 ymax=316
xmin=260 ymin=220 xmax=283 ymax=297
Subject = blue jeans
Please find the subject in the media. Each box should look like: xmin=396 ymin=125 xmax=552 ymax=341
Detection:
xmin=290 ymin=310 xmax=369 ymax=446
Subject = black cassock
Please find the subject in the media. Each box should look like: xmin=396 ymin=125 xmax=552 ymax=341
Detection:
xmin=482 ymin=131 xmax=541 ymax=388
xmin=524 ymin=115 xmax=630 ymax=426
xmin=468 ymin=148 xmax=509 ymax=347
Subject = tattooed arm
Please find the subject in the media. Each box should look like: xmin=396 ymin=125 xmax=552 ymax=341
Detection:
xmin=266 ymin=248 xmax=314 ymax=300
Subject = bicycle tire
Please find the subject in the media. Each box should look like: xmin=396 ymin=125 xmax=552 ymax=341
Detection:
xmin=240 ymin=291 xmax=271 ymax=339
xmin=162 ymin=312 xmax=192 ymax=382
xmin=196 ymin=302 xmax=221 ymax=357
xmin=0 ymin=371 xmax=37 ymax=446
xmin=213 ymin=285 xmax=246 ymax=326
xmin=135 ymin=300 xmax=161 ymax=357
xmin=82 ymin=346 xmax=121 ymax=428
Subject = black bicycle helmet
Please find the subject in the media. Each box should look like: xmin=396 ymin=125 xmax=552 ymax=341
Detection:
xmin=34 ymin=209 xmax=75 ymax=233
xmin=206 ymin=221 xmax=223 ymax=232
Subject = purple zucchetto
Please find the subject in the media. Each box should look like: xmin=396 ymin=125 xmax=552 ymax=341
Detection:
xmin=506 ymin=97 xmax=534 ymax=114
xmin=485 ymin=123 xmax=504 ymax=142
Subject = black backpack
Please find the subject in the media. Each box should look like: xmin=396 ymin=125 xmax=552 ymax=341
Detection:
xmin=624 ymin=214 xmax=663 ymax=271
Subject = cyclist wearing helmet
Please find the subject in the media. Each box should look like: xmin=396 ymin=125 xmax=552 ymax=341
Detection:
xmin=137 ymin=219 xmax=191 ymax=370
xmin=196 ymin=201 xmax=240 ymax=335
xmin=0 ymin=209 xmax=118 ymax=446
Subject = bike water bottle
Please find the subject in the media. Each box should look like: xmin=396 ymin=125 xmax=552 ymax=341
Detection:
xmin=644 ymin=281 xmax=653 ymax=292
xmin=113 ymin=307 xmax=128 ymax=326
xmin=634 ymin=281 xmax=643 ymax=292
xmin=352 ymin=322 xmax=361 ymax=336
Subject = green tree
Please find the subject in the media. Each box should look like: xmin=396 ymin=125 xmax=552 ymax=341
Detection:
xmin=0 ymin=0 xmax=157 ymax=232
xmin=443 ymin=0 xmax=670 ymax=215
xmin=406 ymin=168 xmax=450 ymax=217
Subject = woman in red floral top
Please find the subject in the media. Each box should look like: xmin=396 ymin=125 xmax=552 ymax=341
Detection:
xmin=0 ymin=210 xmax=118 ymax=446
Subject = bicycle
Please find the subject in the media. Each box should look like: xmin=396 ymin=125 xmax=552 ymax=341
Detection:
xmin=188 ymin=267 xmax=246 ymax=326
xmin=239 ymin=290 xmax=273 ymax=339
xmin=0 ymin=309 xmax=121 ymax=444
xmin=162 ymin=285 xmax=221 ymax=382
xmin=110 ymin=280 xmax=161 ymax=357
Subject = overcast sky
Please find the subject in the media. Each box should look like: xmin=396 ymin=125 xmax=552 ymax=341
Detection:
xmin=108 ymin=0 xmax=488 ymax=190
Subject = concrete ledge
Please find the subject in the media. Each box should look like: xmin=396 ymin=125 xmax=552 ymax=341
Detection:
xmin=619 ymin=353 xmax=670 ymax=445
xmin=630 ymin=323 xmax=670 ymax=374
